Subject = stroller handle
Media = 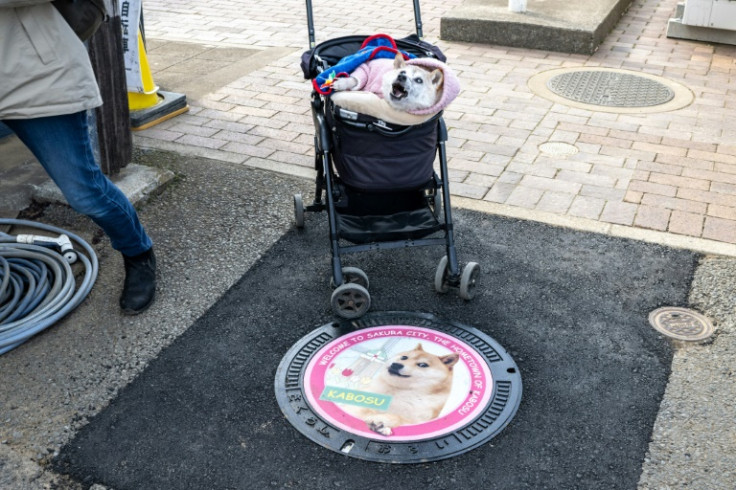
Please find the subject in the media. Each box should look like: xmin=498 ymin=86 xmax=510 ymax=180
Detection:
xmin=304 ymin=0 xmax=424 ymax=48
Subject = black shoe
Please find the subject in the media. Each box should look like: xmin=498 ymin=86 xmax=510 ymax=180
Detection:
xmin=119 ymin=248 xmax=156 ymax=315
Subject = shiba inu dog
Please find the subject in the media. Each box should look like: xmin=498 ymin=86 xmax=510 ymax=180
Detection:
xmin=341 ymin=343 xmax=459 ymax=436
xmin=331 ymin=53 xmax=444 ymax=113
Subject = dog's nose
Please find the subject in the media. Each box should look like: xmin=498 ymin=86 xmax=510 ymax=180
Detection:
xmin=390 ymin=362 xmax=404 ymax=370
xmin=397 ymin=72 xmax=406 ymax=82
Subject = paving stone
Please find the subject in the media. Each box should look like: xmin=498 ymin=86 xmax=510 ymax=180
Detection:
xmin=702 ymin=217 xmax=736 ymax=243
xmin=137 ymin=128 xmax=184 ymax=142
xmin=669 ymin=210 xmax=705 ymax=237
xmin=682 ymin=167 xmax=736 ymax=186
xmin=483 ymin=182 xmax=516 ymax=203
xmin=450 ymin=182 xmax=489 ymax=199
xmin=640 ymin=194 xmax=708 ymax=214
xmin=466 ymin=173 xmax=501 ymax=188
xmin=221 ymin=141 xmax=276 ymax=158
xmin=580 ymin=185 xmax=626 ymax=201
xmin=521 ymin=175 xmax=582 ymax=194
xmin=600 ymin=201 xmax=638 ymax=225
xmin=624 ymin=190 xmax=643 ymax=204
xmin=634 ymin=205 xmax=671 ymax=231
xmin=629 ymin=180 xmax=678 ymax=197
xmin=707 ymin=204 xmax=736 ymax=221
xmin=536 ymin=191 xmax=575 ymax=214
xmin=558 ymin=170 xmax=616 ymax=187
xmin=569 ymin=195 xmax=605 ymax=220
xmin=678 ymin=188 xmax=736 ymax=208
xmin=175 ymin=134 xmax=228 ymax=150
xmin=506 ymin=186 xmax=544 ymax=208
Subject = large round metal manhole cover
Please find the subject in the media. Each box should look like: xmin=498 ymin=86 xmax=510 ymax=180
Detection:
xmin=274 ymin=312 xmax=522 ymax=463
xmin=528 ymin=67 xmax=694 ymax=114
xmin=648 ymin=307 xmax=715 ymax=341
xmin=547 ymin=70 xmax=675 ymax=108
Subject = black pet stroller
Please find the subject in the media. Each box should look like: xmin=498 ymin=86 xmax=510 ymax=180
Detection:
xmin=295 ymin=0 xmax=480 ymax=319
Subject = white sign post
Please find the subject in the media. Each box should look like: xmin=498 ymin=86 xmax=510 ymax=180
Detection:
xmin=119 ymin=0 xmax=144 ymax=93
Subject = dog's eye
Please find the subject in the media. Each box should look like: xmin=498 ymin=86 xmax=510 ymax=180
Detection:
xmin=417 ymin=363 xmax=429 ymax=368
xmin=400 ymin=356 xmax=408 ymax=360
xmin=414 ymin=77 xmax=423 ymax=84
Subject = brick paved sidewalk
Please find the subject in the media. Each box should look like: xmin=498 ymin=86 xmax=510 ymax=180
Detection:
xmin=135 ymin=0 xmax=736 ymax=253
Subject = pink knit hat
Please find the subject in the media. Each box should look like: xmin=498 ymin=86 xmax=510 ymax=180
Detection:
xmin=404 ymin=57 xmax=461 ymax=115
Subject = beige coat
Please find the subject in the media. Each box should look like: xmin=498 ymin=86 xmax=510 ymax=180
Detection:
xmin=0 ymin=0 xmax=102 ymax=119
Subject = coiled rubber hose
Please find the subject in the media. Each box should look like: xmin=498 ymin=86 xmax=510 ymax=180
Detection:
xmin=0 ymin=218 xmax=98 ymax=355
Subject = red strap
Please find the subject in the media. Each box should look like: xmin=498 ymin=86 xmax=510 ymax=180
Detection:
xmin=360 ymin=33 xmax=397 ymax=50
xmin=312 ymin=78 xmax=331 ymax=95
xmin=367 ymin=45 xmax=410 ymax=61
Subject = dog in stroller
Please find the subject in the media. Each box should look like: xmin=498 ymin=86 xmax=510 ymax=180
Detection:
xmin=330 ymin=52 xmax=445 ymax=113
xmin=295 ymin=7 xmax=480 ymax=319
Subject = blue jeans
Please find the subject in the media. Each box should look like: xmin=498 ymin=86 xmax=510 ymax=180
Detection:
xmin=4 ymin=111 xmax=152 ymax=256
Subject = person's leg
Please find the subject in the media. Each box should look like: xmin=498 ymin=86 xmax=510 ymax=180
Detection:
xmin=4 ymin=112 xmax=156 ymax=314
xmin=4 ymin=112 xmax=151 ymax=256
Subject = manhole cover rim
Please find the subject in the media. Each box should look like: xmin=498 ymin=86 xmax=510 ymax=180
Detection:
xmin=274 ymin=312 xmax=522 ymax=463
xmin=528 ymin=67 xmax=694 ymax=114
xmin=648 ymin=306 xmax=715 ymax=341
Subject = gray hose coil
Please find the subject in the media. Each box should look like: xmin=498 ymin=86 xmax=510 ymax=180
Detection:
xmin=0 ymin=218 xmax=98 ymax=355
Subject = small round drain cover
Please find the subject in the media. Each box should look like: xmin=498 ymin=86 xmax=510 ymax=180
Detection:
xmin=275 ymin=312 xmax=522 ymax=463
xmin=539 ymin=141 xmax=579 ymax=156
xmin=547 ymin=71 xmax=675 ymax=108
xmin=648 ymin=307 xmax=714 ymax=341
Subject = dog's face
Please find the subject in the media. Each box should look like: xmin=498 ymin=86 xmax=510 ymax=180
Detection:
xmin=382 ymin=54 xmax=443 ymax=112
xmin=377 ymin=343 xmax=458 ymax=390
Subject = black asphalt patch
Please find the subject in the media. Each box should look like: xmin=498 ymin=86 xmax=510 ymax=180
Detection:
xmin=55 ymin=211 xmax=697 ymax=489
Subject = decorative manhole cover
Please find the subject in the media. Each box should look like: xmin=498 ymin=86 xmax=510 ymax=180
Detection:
xmin=547 ymin=70 xmax=675 ymax=108
xmin=648 ymin=307 xmax=714 ymax=341
xmin=275 ymin=312 xmax=522 ymax=463
xmin=539 ymin=141 xmax=579 ymax=156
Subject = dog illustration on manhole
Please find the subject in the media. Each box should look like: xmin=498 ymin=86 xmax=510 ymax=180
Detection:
xmin=336 ymin=343 xmax=460 ymax=436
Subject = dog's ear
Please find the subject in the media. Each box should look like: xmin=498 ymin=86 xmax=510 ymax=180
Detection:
xmin=430 ymin=69 xmax=444 ymax=87
xmin=415 ymin=343 xmax=424 ymax=351
xmin=440 ymin=353 xmax=459 ymax=369
xmin=394 ymin=52 xmax=406 ymax=69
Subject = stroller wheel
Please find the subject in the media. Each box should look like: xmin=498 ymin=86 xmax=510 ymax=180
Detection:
xmin=434 ymin=256 xmax=450 ymax=294
xmin=428 ymin=192 xmax=442 ymax=220
xmin=294 ymin=194 xmax=305 ymax=228
xmin=432 ymin=197 xmax=442 ymax=220
xmin=330 ymin=266 xmax=370 ymax=289
xmin=331 ymin=283 xmax=371 ymax=319
xmin=459 ymin=262 xmax=481 ymax=300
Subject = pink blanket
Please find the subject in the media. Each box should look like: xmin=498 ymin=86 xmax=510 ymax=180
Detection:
xmin=347 ymin=57 xmax=461 ymax=115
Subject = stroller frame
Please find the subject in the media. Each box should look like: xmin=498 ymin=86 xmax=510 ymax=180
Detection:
xmin=296 ymin=0 xmax=480 ymax=318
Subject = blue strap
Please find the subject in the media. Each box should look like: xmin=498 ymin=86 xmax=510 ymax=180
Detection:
xmin=314 ymin=34 xmax=415 ymax=90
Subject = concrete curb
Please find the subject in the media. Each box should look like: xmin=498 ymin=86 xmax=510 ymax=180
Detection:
xmin=33 ymin=163 xmax=175 ymax=208
xmin=440 ymin=0 xmax=635 ymax=54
